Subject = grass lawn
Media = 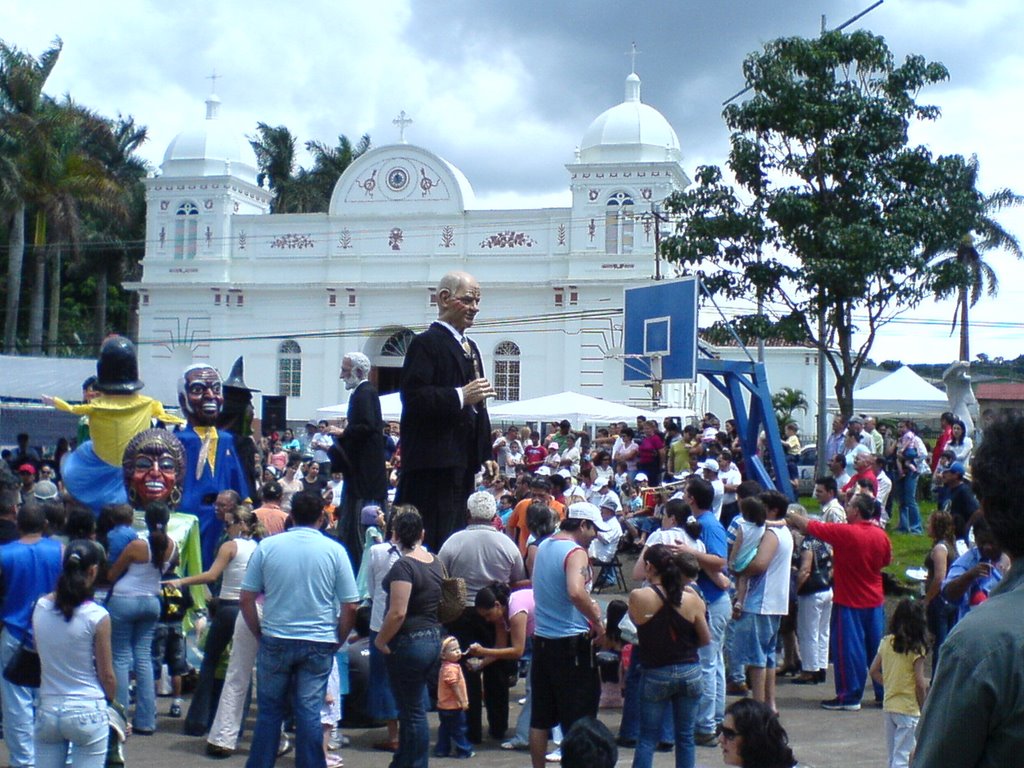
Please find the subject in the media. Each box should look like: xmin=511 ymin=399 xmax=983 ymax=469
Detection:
xmin=797 ymin=496 xmax=937 ymax=585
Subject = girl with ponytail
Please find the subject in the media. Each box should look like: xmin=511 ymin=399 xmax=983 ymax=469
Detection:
xmin=106 ymin=501 xmax=178 ymax=734
xmin=628 ymin=544 xmax=709 ymax=768
xmin=33 ymin=540 xmax=117 ymax=767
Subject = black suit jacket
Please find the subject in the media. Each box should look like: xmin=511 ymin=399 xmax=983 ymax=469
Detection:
xmin=329 ymin=381 xmax=388 ymax=500
xmin=398 ymin=322 xmax=491 ymax=473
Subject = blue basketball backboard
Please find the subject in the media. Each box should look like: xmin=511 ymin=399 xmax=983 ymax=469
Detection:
xmin=623 ymin=278 xmax=698 ymax=383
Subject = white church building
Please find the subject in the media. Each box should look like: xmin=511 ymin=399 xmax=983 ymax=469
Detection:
xmin=131 ymin=70 xmax=827 ymax=431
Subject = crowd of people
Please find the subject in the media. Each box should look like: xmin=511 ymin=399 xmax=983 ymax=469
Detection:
xmin=1 ymin=272 xmax=1018 ymax=768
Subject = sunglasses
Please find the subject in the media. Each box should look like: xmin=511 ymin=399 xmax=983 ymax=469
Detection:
xmin=718 ymin=726 xmax=739 ymax=741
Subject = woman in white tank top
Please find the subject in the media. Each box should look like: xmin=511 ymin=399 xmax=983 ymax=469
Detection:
xmin=34 ymin=540 xmax=117 ymax=768
xmin=164 ymin=506 xmax=262 ymax=736
xmin=107 ymin=502 xmax=177 ymax=735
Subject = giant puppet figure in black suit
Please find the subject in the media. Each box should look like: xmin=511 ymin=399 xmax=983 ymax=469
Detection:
xmin=396 ymin=271 xmax=495 ymax=552
xmin=328 ymin=351 xmax=388 ymax=570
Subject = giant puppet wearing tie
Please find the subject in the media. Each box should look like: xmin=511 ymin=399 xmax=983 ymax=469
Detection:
xmin=176 ymin=364 xmax=250 ymax=567
xmin=396 ymin=271 xmax=495 ymax=552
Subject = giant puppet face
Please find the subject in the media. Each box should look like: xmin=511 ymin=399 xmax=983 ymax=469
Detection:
xmin=179 ymin=365 xmax=224 ymax=427
xmin=123 ymin=428 xmax=186 ymax=508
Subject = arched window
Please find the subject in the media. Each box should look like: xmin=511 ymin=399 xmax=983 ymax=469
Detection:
xmin=278 ymin=339 xmax=302 ymax=397
xmin=493 ymin=341 xmax=521 ymax=401
xmin=381 ymin=329 xmax=416 ymax=358
xmin=604 ymin=192 xmax=634 ymax=254
xmin=174 ymin=201 xmax=199 ymax=260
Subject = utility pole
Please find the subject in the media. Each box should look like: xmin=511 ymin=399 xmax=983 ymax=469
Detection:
xmin=651 ymin=204 xmax=670 ymax=281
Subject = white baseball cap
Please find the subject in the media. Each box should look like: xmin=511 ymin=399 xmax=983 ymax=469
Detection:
xmin=698 ymin=458 xmax=720 ymax=473
xmin=567 ymin=502 xmax=611 ymax=532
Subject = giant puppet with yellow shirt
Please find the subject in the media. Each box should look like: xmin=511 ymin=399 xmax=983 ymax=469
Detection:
xmin=176 ymin=363 xmax=251 ymax=568
xmin=43 ymin=335 xmax=186 ymax=512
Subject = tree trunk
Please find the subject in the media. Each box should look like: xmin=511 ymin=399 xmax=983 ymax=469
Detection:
xmin=46 ymin=245 xmax=61 ymax=356
xmin=27 ymin=242 xmax=47 ymax=355
xmin=958 ymin=288 xmax=970 ymax=362
xmin=3 ymin=205 xmax=26 ymax=353
xmin=94 ymin=266 xmax=108 ymax=347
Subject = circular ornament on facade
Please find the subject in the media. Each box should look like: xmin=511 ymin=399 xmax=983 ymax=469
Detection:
xmin=386 ymin=166 xmax=410 ymax=192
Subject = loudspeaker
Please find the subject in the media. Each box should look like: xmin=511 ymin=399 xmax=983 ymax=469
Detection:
xmin=261 ymin=395 xmax=287 ymax=435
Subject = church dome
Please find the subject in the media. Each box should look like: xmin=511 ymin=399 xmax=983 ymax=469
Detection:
xmin=578 ymin=72 xmax=681 ymax=164
xmin=160 ymin=95 xmax=260 ymax=185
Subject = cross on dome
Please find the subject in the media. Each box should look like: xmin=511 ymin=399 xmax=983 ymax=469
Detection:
xmin=206 ymin=70 xmax=220 ymax=94
xmin=626 ymin=42 xmax=641 ymax=75
xmin=393 ymin=110 xmax=413 ymax=143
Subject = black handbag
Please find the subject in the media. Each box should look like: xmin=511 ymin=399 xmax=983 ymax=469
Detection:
xmin=3 ymin=638 xmax=41 ymax=688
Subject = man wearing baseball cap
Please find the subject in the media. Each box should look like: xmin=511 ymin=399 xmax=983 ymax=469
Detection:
xmin=698 ymin=458 xmax=724 ymax=520
xmin=529 ymin=503 xmax=609 ymax=768
xmin=943 ymin=460 xmax=979 ymax=541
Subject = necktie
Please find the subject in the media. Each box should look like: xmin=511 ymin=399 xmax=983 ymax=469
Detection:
xmin=461 ymin=337 xmax=481 ymax=378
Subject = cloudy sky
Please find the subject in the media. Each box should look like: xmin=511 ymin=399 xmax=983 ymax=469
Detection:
xmin=5 ymin=0 xmax=1023 ymax=365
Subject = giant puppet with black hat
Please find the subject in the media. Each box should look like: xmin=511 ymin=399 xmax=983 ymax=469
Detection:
xmin=176 ymin=362 xmax=251 ymax=567
xmin=217 ymin=356 xmax=261 ymax=501
xmin=43 ymin=335 xmax=185 ymax=511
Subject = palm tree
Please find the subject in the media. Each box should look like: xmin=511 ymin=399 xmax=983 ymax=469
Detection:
xmin=20 ymin=97 xmax=123 ymax=354
xmin=78 ymin=114 xmax=148 ymax=346
xmin=930 ymin=156 xmax=1024 ymax=361
xmin=0 ymin=36 xmax=62 ymax=353
xmin=249 ymin=122 xmax=297 ymax=213
xmin=303 ymin=133 xmax=371 ymax=211
xmin=772 ymin=386 xmax=809 ymax=432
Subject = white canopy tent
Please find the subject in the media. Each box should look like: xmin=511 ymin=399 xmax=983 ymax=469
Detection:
xmin=826 ymin=365 xmax=949 ymax=416
xmin=488 ymin=391 xmax=649 ymax=426
xmin=317 ymin=391 xmax=404 ymax=421
xmin=318 ymin=389 xmax=650 ymax=427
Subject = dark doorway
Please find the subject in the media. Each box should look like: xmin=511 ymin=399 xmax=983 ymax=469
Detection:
xmin=374 ymin=366 xmax=402 ymax=395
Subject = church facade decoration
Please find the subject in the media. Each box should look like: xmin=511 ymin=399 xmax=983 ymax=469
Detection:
xmin=270 ymin=234 xmax=314 ymax=250
xmin=479 ymin=231 xmax=536 ymax=249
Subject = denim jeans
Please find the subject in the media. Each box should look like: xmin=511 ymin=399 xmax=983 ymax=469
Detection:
xmin=34 ymin=696 xmax=109 ymax=768
xmin=246 ymin=635 xmax=336 ymax=768
xmin=896 ymin=474 xmax=922 ymax=533
xmin=107 ymin=593 xmax=161 ymax=731
xmin=634 ymin=662 xmax=703 ymax=768
xmin=385 ymin=627 xmax=442 ymax=768
xmin=926 ymin=597 xmax=958 ymax=675
xmin=696 ymin=594 xmax=731 ymax=735
xmin=619 ymin=658 xmax=673 ymax=743
xmin=435 ymin=709 xmax=474 ymax=756
xmin=0 ymin=627 xmax=37 ymax=767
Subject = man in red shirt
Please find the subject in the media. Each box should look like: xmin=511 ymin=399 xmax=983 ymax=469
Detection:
xmin=840 ymin=452 xmax=878 ymax=501
xmin=786 ymin=494 xmax=891 ymax=711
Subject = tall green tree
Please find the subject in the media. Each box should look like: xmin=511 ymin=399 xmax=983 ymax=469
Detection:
xmin=77 ymin=114 xmax=149 ymax=346
xmin=249 ymin=126 xmax=370 ymax=213
xmin=20 ymin=97 xmax=122 ymax=354
xmin=249 ymin=122 xmax=297 ymax=213
xmin=0 ymin=36 xmax=62 ymax=354
xmin=927 ymin=155 xmax=1023 ymax=361
xmin=662 ymin=30 xmax=983 ymax=421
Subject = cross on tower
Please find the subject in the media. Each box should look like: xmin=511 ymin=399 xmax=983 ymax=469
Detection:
xmin=626 ymin=42 xmax=641 ymax=74
xmin=206 ymin=70 xmax=220 ymax=94
xmin=393 ymin=110 xmax=413 ymax=143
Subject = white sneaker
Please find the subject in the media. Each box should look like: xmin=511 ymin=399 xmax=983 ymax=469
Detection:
xmin=545 ymin=749 xmax=561 ymax=763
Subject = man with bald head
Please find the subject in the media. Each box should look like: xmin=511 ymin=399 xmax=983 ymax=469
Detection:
xmin=396 ymin=271 xmax=495 ymax=551
xmin=327 ymin=351 xmax=388 ymax=569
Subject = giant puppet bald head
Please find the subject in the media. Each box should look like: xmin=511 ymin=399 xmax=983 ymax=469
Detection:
xmin=178 ymin=364 xmax=224 ymax=427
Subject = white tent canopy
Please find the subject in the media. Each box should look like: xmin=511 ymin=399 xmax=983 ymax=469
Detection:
xmin=488 ymin=391 xmax=648 ymax=426
xmin=318 ymin=389 xmax=650 ymax=426
xmin=317 ymin=391 xmax=404 ymax=421
xmin=826 ymin=365 xmax=948 ymax=416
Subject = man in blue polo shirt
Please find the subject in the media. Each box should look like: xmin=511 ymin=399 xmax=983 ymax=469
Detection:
xmin=241 ymin=491 xmax=359 ymax=768
xmin=684 ymin=477 xmax=730 ymax=746
xmin=0 ymin=503 xmax=63 ymax=768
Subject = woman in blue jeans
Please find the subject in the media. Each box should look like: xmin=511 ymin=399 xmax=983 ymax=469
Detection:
xmin=628 ymin=544 xmax=710 ymax=768
xmin=107 ymin=502 xmax=177 ymax=734
xmin=374 ymin=507 xmax=443 ymax=768
xmin=34 ymin=540 xmax=118 ymax=768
